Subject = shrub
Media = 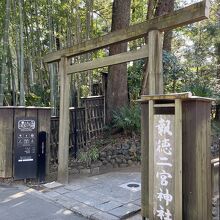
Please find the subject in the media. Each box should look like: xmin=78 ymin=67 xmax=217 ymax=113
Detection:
xmin=77 ymin=147 xmax=99 ymax=167
xmin=112 ymin=105 xmax=141 ymax=135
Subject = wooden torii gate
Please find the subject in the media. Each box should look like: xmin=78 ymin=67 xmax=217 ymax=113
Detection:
xmin=44 ymin=0 xmax=209 ymax=194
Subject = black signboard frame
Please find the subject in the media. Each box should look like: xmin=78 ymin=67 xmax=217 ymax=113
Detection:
xmin=14 ymin=117 xmax=38 ymax=180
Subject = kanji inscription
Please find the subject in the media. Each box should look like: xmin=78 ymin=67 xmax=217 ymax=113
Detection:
xmin=154 ymin=115 xmax=175 ymax=220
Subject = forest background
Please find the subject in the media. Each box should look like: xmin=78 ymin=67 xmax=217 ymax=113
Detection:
xmin=0 ymin=0 xmax=219 ymax=121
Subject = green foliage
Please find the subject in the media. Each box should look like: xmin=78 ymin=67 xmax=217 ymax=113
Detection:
xmin=0 ymin=1 xmax=6 ymax=40
xmin=183 ymin=79 xmax=215 ymax=97
xmin=80 ymin=85 xmax=90 ymax=97
xmin=212 ymin=120 xmax=220 ymax=134
xmin=163 ymin=51 xmax=219 ymax=98
xmin=0 ymin=0 xmax=219 ymax=107
xmin=163 ymin=51 xmax=186 ymax=93
xmin=131 ymin=0 xmax=146 ymax=24
xmin=112 ymin=105 xmax=141 ymax=135
xmin=182 ymin=70 xmax=220 ymax=98
xmin=26 ymin=84 xmax=50 ymax=106
xmin=127 ymin=51 xmax=187 ymax=98
xmin=77 ymin=147 xmax=99 ymax=167
xmin=128 ymin=59 xmax=144 ymax=101
xmin=171 ymin=1 xmax=220 ymax=98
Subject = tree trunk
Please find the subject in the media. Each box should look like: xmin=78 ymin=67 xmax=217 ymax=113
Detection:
xmin=75 ymin=1 xmax=82 ymax=106
xmin=106 ymin=0 xmax=131 ymax=122
xmin=14 ymin=0 xmax=21 ymax=104
xmin=29 ymin=0 xmax=35 ymax=86
xmin=18 ymin=0 xmax=25 ymax=106
xmin=47 ymin=0 xmax=58 ymax=115
xmin=0 ymin=0 xmax=11 ymax=105
xmin=215 ymin=42 xmax=220 ymax=120
xmin=146 ymin=0 xmax=155 ymax=20
xmin=155 ymin=0 xmax=174 ymax=51
xmin=161 ymin=0 xmax=174 ymax=52
xmin=216 ymin=42 xmax=220 ymax=80
xmin=86 ymin=0 xmax=93 ymax=96
xmin=34 ymin=0 xmax=43 ymax=90
xmin=8 ymin=47 xmax=16 ymax=105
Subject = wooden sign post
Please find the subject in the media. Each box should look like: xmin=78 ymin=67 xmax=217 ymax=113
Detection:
xmin=145 ymin=96 xmax=182 ymax=220
xmin=140 ymin=93 xmax=212 ymax=220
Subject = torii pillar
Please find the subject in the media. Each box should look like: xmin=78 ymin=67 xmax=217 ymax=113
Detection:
xmin=57 ymin=56 xmax=70 ymax=184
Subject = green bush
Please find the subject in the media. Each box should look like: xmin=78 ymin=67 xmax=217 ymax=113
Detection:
xmin=26 ymin=84 xmax=50 ymax=106
xmin=112 ymin=105 xmax=141 ymax=135
xmin=77 ymin=147 xmax=99 ymax=167
xmin=128 ymin=59 xmax=144 ymax=100
xmin=163 ymin=50 xmax=186 ymax=93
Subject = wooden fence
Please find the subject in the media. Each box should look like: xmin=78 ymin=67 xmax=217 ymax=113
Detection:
xmin=81 ymin=96 xmax=105 ymax=140
xmin=50 ymin=96 xmax=105 ymax=160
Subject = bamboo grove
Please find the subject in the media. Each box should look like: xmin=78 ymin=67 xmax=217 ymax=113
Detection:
xmin=0 ymin=0 xmax=219 ymax=111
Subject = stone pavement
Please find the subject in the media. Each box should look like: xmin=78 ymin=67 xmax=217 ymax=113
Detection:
xmin=38 ymin=170 xmax=142 ymax=220
xmin=0 ymin=183 xmax=86 ymax=220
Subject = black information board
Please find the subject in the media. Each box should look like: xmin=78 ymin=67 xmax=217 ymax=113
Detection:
xmin=14 ymin=117 xmax=37 ymax=179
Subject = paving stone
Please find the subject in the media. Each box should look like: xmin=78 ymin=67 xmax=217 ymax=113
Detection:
xmin=79 ymin=189 xmax=116 ymax=205
xmin=108 ymin=203 xmax=140 ymax=218
xmin=64 ymin=190 xmax=109 ymax=206
xmin=94 ymin=201 xmax=123 ymax=212
xmin=54 ymin=187 xmax=70 ymax=194
xmin=91 ymin=211 xmax=119 ymax=220
xmin=82 ymin=185 xmax=140 ymax=205
xmin=78 ymin=186 xmax=109 ymax=197
xmin=107 ymin=191 xmax=140 ymax=204
xmin=70 ymin=176 xmax=97 ymax=183
xmin=82 ymin=197 xmax=105 ymax=206
xmin=43 ymin=191 xmax=60 ymax=198
xmin=63 ymin=191 xmax=81 ymax=199
xmin=51 ymin=171 xmax=141 ymax=220
xmin=132 ymin=199 xmax=141 ymax=206
xmin=85 ymin=184 xmax=111 ymax=193
xmin=64 ymin=184 xmax=82 ymax=191
xmin=70 ymin=203 xmax=99 ymax=218
xmin=54 ymin=194 xmax=79 ymax=209
xmin=67 ymin=180 xmax=98 ymax=189
xmin=56 ymin=199 xmax=78 ymax=209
